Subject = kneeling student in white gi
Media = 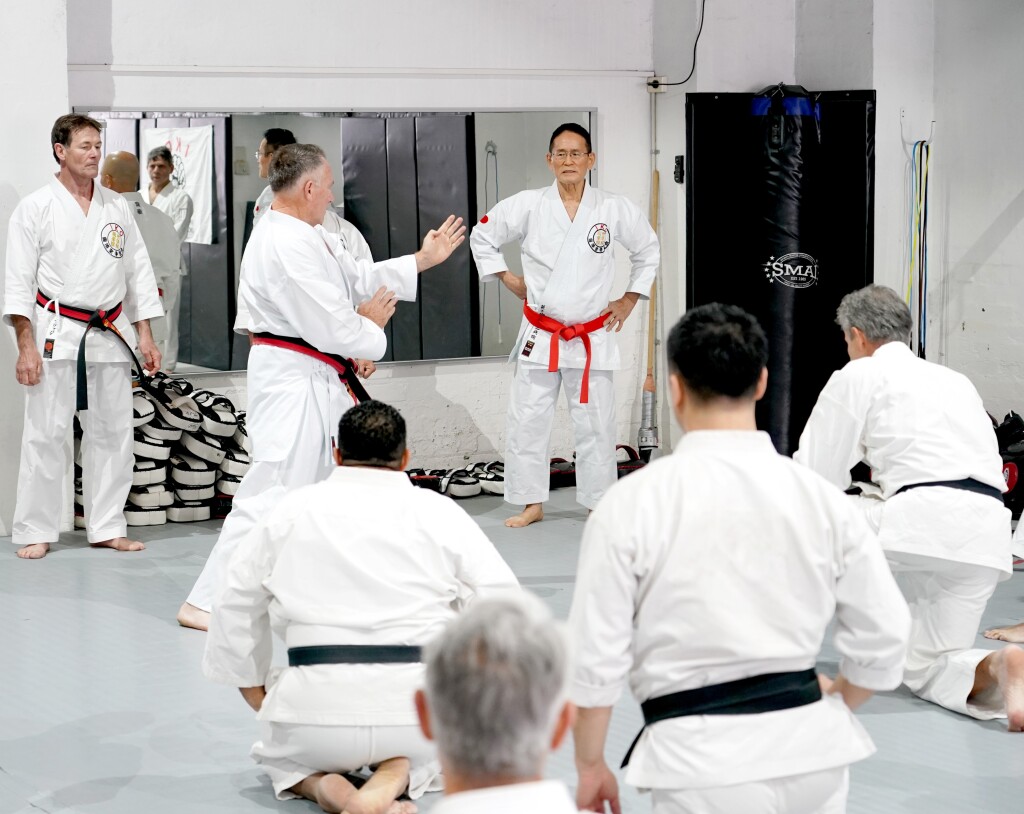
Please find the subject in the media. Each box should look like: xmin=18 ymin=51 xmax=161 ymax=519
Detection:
xmin=415 ymin=593 xmax=579 ymax=814
xmin=470 ymin=123 xmax=660 ymax=528
xmin=203 ymin=401 xmax=520 ymax=813
xmin=795 ymin=285 xmax=1024 ymax=731
xmin=569 ymin=304 xmax=910 ymax=814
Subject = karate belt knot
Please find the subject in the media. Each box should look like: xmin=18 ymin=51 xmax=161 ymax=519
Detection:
xmin=251 ymin=332 xmax=371 ymax=404
xmin=523 ymin=303 xmax=607 ymax=404
xmin=36 ymin=289 xmax=140 ymax=412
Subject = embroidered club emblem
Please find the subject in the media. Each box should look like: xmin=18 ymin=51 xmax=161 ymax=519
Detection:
xmin=101 ymin=223 xmax=126 ymax=258
xmin=588 ymin=223 xmax=611 ymax=253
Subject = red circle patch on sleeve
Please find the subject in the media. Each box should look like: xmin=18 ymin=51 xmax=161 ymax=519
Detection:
xmin=480 ymin=215 xmax=489 ymax=223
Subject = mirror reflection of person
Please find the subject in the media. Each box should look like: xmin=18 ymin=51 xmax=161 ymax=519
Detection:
xmin=3 ymin=115 xmax=162 ymax=559
xmin=101 ymin=151 xmax=181 ymax=351
xmin=146 ymin=145 xmax=193 ymax=371
xmin=177 ymin=143 xmax=466 ymax=631
xmin=470 ymin=123 xmax=660 ymax=528
xmin=241 ymin=128 xmax=376 ymax=377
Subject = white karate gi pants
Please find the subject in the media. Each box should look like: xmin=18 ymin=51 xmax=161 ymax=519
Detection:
xmin=185 ymin=370 xmax=355 ymax=612
xmin=889 ymin=552 xmax=1005 ymax=719
xmin=650 ymin=766 xmax=848 ymax=814
xmin=13 ymin=359 xmax=132 ymax=545
xmin=252 ymin=722 xmax=439 ymax=800
xmin=159 ymin=271 xmax=181 ymax=371
xmin=505 ymin=362 xmax=616 ymax=510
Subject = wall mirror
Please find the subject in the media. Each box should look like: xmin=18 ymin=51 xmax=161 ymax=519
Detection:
xmin=84 ymin=109 xmax=594 ymax=372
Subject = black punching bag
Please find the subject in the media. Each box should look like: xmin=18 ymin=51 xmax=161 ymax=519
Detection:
xmin=752 ymin=84 xmax=820 ymax=454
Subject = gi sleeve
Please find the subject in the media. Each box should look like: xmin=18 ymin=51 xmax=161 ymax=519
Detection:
xmin=568 ymin=506 xmax=638 ymax=708
xmin=202 ymin=514 xmax=279 ymax=687
xmin=469 ymin=195 xmax=530 ymax=283
xmin=615 ymin=197 xmax=659 ymax=299
xmin=829 ymin=498 xmax=910 ymax=690
xmin=269 ymin=238 xmax=388 ymax=361
xmin=444 ymin=503 xmax=520 ymax=600
xmin=3 ymin=201 xmax=40 ymax=325
xmin=793 ymin=368 xmax=868 ymax=491
xmin=172 ymin=191 xmax=193 ymax=243
xmin=320 ymin=226 xmax=418 ymax=304
xmin=121 ymin=207 xmax=164 ymax=324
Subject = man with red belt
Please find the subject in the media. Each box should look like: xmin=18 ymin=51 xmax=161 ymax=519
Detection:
xmin=3 ymin=114 xmax=163 ymax=559
xmin=177 ymin=143 xmax=464 ymax=630
xmin=470 ymin=123 xmax=659 ymax=527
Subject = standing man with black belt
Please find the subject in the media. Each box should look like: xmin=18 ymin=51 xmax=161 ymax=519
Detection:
xmin=796 ymin=284 xmax=1024 ymax=731
xmin=569 ymin=304 xmax=909 ymax=814
xmin=3 ymin=114 xmax=162 ymax=560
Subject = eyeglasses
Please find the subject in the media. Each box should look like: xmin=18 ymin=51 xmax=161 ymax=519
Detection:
xmin=254 ymin=151 xmax=270 ymax=161
xmin=551 ymin=150 xmax=591 ymax=162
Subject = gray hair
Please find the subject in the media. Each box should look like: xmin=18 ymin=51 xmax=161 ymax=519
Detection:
xmin=835 ymin=284 xmax=912 ymax=344
xmin=423 ymin=593 xmax=568 ymax=779
xmin=147 ymin=145 xmax=173 ymax=165
xmin=269 ymin=143 xmax=327 ymax=193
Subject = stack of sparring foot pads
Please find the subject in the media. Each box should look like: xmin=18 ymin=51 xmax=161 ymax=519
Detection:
xmin=405 ymin=445 xmax=647 ymax=500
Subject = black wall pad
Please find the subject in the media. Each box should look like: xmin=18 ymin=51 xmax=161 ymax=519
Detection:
xmin=686 ymin=89 xmax=875 ymax=454
xmin=415 ymin=115 xmax=477 ymax=360
xmin=386 ymin=116 xmax=423 ymax=362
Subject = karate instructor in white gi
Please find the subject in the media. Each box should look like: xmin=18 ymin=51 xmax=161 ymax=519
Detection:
xmin=204 ymin=401 xmax=518 ymax=812
xmin=4 ymin=114 xmax=163 ymax=559
xmin=416 ymin=594 xmax=579 ymax=814
xmin=570 ymin=304 xmax=910 ymax=814
xmin=795 ymin=285 xmax=1024 ymax=731
xmin=178 ymin=143 xmax=465 ymax=631
xmin=470 ymin=123 xmax=660 ymax=528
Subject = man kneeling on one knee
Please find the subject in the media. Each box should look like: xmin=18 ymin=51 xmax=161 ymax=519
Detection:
xmin=203 ymin=401 xmax=519 ymax=813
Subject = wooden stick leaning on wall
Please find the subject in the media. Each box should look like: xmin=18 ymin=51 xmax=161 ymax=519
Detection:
xmin=638 ymin=168 xmax=660 ymax=461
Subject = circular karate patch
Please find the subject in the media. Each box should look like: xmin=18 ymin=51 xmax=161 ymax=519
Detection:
xmin=588 ymin=223 xmax=611 ymax=253
xmin=101 ymin=223 xmax=126 ymax=258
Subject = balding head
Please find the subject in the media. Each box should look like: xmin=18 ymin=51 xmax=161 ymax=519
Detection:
xmin=101 ymin=151 xmax=141 ymax=193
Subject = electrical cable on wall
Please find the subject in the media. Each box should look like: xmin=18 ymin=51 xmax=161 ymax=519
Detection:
xmin=482 ymin=141 xmax=502 ymax=345
xmin=648 ymin=0 xmax=707 ymax=90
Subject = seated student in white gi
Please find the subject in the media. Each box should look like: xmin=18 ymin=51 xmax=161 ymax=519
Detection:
xmin=414 ymin=593 xmax=578 ymax=814
xmin=570 ymin=304 xmax=911 ymax=814
xmin=100 ymin=151 xmax=181 ymax=350
xmin=145 ymin=145 xmax=193 ymax=372
xmin=4 ymin=114 xmax=162 ymax=559
xmin=795 ymin=285 xmax=1024 ymax=731
xmin=177 ymin=144 xmax=465 ymax=632
xmin=470 ymin=123 xmax=659 ymax=528
xmin=203 ymin=401 xmax=519 ymax=814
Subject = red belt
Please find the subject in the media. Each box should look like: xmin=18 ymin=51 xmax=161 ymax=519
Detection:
xmin=251 ymin=333 xmax=370 ymax=403
xmin=523 ymin=304 xmax=606 ymax=404
xmin=36 ymin=290 xmax=123 ymax=324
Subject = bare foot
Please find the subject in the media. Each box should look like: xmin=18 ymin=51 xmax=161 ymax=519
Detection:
xmin=16 ymin=543 xmax=51 ymax=559
xmin=384 ymin=803 xmax=417 ymax=814
xmin=176 ymin=602 xmax=211 ymax=632
xmin=344 ymin=757 xmax=411 ymax=814
xmin=505 ymin=503 xmax=544 ymax=528
xmin=90 ymin=536 xmax=145 ymax=552
xmin=985 ymin=622 xmax=1024 ymax=644
xmin=996 ymin=645 xmax=1024 ymax=732
xmin=291 ymin=773 xmax=358 ymax=814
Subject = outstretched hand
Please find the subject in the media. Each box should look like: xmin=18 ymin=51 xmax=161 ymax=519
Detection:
xmin=357 ymin=286 xmax=398 ymax=328
xmin=415 ymin=215 xmax=467 ymax=272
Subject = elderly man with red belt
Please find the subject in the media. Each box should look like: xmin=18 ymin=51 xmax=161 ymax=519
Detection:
xmin=470 ymin=122 xmax=659 ymax=528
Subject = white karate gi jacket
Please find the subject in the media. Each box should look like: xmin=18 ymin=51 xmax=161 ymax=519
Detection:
xmin=239 ymin=209 xmax=416 ymax=462
xmin=429 ymin=781 xmax=578 ymax=814
xmin=569 ymin=431 xmax=910 ymax=790
xmin=149 ymin=182 xmax=192 ymax=243
xmin=795 ymin=341 xmax=1011 ymax=573
xmin=121 ymin=191 xmax=180 ymax=290
xmin=470 ymin=182 xmax=659 ymax=371
xmin=202 ymin=465 xmax=520 ymax=725
xmin=3 ymin=177 xmax=162 ymax=362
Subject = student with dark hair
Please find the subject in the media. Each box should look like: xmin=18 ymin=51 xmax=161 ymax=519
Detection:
xmin=204 ymin=400 xmax=518 ymax=813
xmin=569 ymin=304 xmax=910 ymax=814
xmin=470 ymin=122 xmax=660 ymax=529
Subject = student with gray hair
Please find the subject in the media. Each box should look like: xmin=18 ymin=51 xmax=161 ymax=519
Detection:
xmin=415 ymin=593 xmax=578 ymax=813
xmin=796 ymin=284 xmax=1024 ymax=731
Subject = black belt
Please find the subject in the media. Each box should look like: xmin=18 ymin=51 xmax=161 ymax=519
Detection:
xmin=287 ymin=645 xmax=422 ymax=667
xmin=895 ymin=478 xmax=1003 ymax=502
xmin=621 ymin=668 xmax=821 ymax=767
xmin=36 ymin=289 xmax=141 ymax=411
xmin=252 ymin=332 xmax=370 ymax=403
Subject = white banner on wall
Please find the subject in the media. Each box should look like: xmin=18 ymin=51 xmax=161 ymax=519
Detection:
xmin=140 ymin=126 xmax=214 ymax=244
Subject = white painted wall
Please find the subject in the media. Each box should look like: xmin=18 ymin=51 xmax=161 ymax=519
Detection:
xmin=933 ymin=0 xmax=1024 ymax=415
xmin=0 ymin=1 xmax=69 ymax=535
xmin=61 ymin=0 xmax=656 ymax=477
